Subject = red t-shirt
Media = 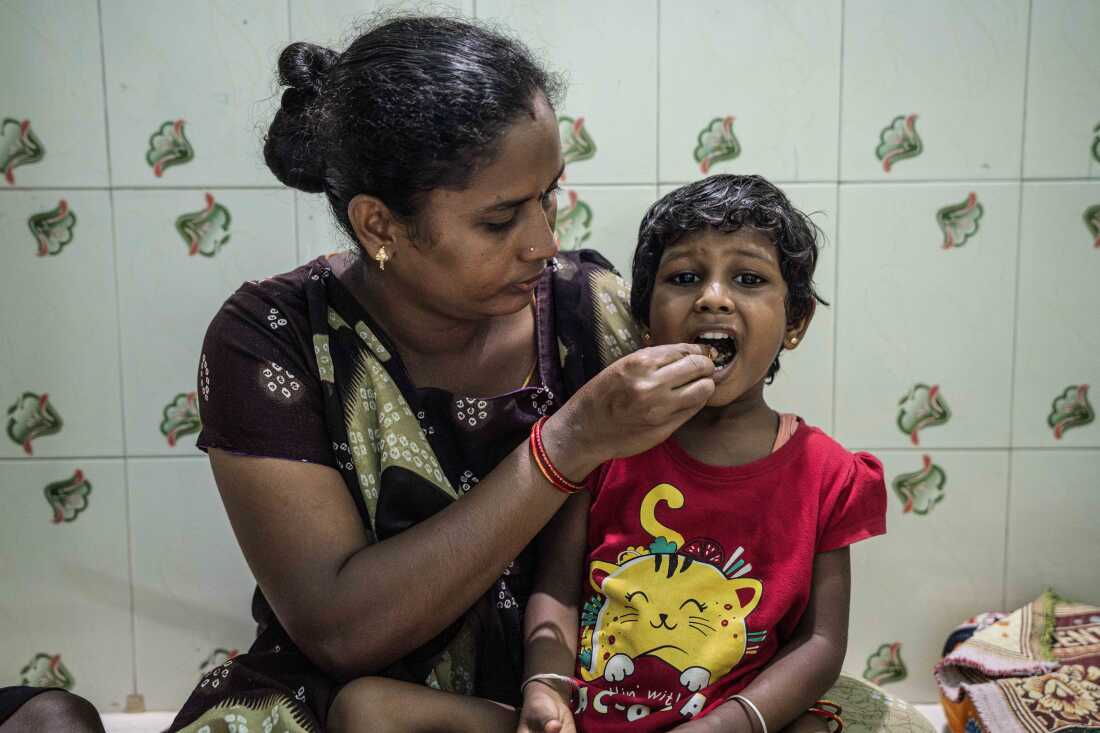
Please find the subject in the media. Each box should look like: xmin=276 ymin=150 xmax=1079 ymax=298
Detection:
xmin=573 ymin=419 xmax=886 ymax=732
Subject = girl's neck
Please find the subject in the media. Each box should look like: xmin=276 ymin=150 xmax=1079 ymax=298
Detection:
xmin=673 ymin=386 xmax=779 ymax=468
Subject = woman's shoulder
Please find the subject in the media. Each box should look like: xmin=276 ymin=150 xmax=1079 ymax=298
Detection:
xmin=211 ymin=256 xmax=329 ymax=329
xmin=551 ymin=249 xmax=642 ymax=370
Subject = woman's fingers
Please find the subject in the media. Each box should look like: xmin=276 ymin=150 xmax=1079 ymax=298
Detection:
xmin=670 ymin=374 xmax=716 ymax=410
xmin=653 ymin=351 xmax=715 ymax=390
xmin=632 ymin=342 xmax=711 ymax=371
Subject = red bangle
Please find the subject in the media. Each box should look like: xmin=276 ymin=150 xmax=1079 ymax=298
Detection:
xmin=808 ymin=700 xmax=843 ymax=732
xmin=530 ymin=416 xmax=585 ymax=494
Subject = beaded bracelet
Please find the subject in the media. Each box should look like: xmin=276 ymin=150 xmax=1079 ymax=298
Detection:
xmin=529 ymin=416 xmax=585 ymax=494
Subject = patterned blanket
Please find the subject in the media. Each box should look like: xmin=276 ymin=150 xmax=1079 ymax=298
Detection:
xmin=936 ymin=591 xmax=1100 ymax=732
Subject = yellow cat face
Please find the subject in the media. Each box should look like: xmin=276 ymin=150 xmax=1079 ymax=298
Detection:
xmin=580 ymin=551 xmax=762 ymax=687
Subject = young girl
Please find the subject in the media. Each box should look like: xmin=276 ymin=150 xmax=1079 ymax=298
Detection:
xmin=519 ymin=175 xmax=887 ymax=733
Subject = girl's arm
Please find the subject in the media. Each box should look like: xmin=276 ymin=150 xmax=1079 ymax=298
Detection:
xmin=674 ymin=547 xmax=851 ymax=733
xmin=518 ymin=491 xmax=591 ymax=733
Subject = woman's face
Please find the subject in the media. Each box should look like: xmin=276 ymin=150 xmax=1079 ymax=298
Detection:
xmin=388 ymin=93 xmax=564 ymax=321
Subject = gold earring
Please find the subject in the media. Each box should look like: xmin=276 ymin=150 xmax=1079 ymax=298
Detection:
xmin=375 ymin=245 xmax=389 ymax=271
xmin=642 ymin=331 xmax=652 ymax=344
xmin=788 ymin=335 xmax=799 ymax=347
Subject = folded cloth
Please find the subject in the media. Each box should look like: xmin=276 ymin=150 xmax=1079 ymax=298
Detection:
xmin=935 ymin=591 xmax=1100 ymax=732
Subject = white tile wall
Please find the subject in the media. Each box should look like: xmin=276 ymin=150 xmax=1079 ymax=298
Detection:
xmin=846 ymin=450 xmax=1010 ymax=703
xmin=101 ymin=0 xmax=289 ymax=187
xmin=478 ymin=0 xmax=659 ymax=185
xmin=1006 ymin=450 xmax=1100 ymax=610
xmin=841 ymin=0 xmax=1029 ymax=181
xmin=765 ymin=184 xmax=839 ymax=433
xmin=113 ymin=189 xmax=297 ymax=456
xmin=1012 ymin=182 xmax=1100 ymax=447
xmin=290 ymin=0 xmax=474 ymax=47
xmin=1 ymin=0 xmax=1098 ymax=715
xmin=0 ymin=190 xmax=125 ymax=459
xmin=659 ymin=0 xmax=842 ymax=184
xmin=835 ymin=183 xmax=1020 ymax=450
xmin=0 ymin=459 xmax=133 ymax=711
xmin=1022 ymin=0 xmax=1100 ymax=179
xmin=0 ymin=1 xmax=110 ymax=188
xmin=128 ymin=458 xmax=255 ymax=711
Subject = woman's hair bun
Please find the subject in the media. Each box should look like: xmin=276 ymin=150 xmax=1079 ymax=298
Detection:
xmin=263 ymin=42 xmax=338 ymax=193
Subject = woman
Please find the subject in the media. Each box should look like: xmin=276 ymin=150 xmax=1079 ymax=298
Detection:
xmin=167 ymin=15 xmax=715 ymax=733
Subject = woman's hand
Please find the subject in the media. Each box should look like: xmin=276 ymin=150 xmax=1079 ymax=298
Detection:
xmin=543 ymin=343 xmax=716 ymax=480
xmin=517 ymin=684 xmax=576 ymax=733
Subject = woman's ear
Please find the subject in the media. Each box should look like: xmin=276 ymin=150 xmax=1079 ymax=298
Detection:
xmin=348 ymin=194 xmax=401 ymax=264
xmin=784 ymin=300 xmax=816 ymax=350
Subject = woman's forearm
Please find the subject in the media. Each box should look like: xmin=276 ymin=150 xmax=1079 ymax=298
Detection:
xmin=313 ymin=417 xmax=599 ymax=679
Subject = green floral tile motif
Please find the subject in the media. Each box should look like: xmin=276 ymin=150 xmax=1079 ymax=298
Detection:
xmin=1083 ymin=203 xmax=1100 ymax=249
xmin=175 ymin=192 xmax=231 ymax=257
xmin=558 ymin=116 xmax=596 ymax=180
xmin=693 ymin=116 xmax=740 ymax=174
xmin=44 ymin=469 xmax=92 ymax=523
xmin=863 ymin=642 xmax=907 ymax=685
xmin=28 ymin=199 xmax=76 ymax=256
xmin=897 ymin=383 xmax=950 ymax=445
xmin=892 ymin=454 xmax=946 ymax=516
xmin=6 ymin=392 xmax=62 ymax=455
xmin=1 ymin=118 xmax=45 ymax=185
xmin=160 ymin=392 xmax=201 ymax=446
xmin=20 ymin=653 xmax=74 ymax=689
xmin=875 ymin=114 xmax=922 ymax=172
xmin=1048 ymin=385 xmax=1093 ymax=439
xmin=554 ymin=189 xmax=593 ymax=251
xmin=146 ymin=119 xmax=193 ymax=177
xmin=937 ymin=192 xmax=983 ymax=249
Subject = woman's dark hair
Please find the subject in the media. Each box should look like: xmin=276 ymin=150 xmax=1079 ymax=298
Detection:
xmin=264 ymin=15 xmax=563 ymax=242
xmin=630 ymin=174 xmax=828 ymax=381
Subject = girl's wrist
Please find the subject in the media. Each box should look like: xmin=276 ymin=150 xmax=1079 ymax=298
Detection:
xmin=522 ymin=675 xmax=574 ymax=704
xmin=713 ymin=698 xmax=755 ymax=732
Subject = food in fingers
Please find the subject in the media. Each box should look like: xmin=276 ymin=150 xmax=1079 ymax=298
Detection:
xmin=652 ymin=350 xmax=717 ymax=390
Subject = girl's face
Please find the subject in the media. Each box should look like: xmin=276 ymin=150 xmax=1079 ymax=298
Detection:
xmin=380 ymin=93 xmax=564 ymax=321
xmin=648 ymin=227 xmax=807 ymax=408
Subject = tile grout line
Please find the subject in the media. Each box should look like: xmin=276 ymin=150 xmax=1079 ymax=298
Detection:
xmin=655 ymin=0 xmax=660 ymax=189
xmin=95 ymin=0 xmax=139 ymax=698
xmin=1002 ymin=0 xmax=1034 ymax=611
xmin=831 ymin=0 xmax=845 ymax=438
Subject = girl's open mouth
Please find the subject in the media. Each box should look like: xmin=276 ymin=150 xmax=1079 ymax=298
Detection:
xmin=694 ymin=331 xmax=737 ymax=369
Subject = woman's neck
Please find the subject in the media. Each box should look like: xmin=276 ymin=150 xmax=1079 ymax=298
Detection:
xmin=330 ymin=252 xmax=535 ymax=394
xmin=333 ymin=252 xmax=496 ymax=358
xmin=673 ymin=387 xmax=779 ymax=467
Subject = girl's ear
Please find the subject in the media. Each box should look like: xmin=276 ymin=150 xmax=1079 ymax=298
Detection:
xmin=784 ymin=300 xmax=815 ymax=350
